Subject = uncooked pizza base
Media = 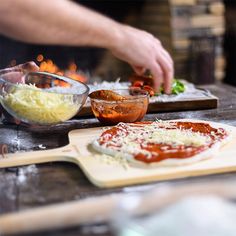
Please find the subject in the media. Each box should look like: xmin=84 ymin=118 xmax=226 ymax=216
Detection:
xmin=92 ymin=120 xmax=232 ymax=168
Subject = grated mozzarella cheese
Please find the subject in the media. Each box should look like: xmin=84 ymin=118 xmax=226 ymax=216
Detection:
xmin=98 ymin=121 xmax=215 ymax=158
xmin=1 ymin=84 xmax=79 ymax=124
xmin=149 ymin=128 xmax=211 ymax=146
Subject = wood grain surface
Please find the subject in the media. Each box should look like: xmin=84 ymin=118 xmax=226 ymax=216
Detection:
xmin=1 ymin=121 xmax=236 ymax=189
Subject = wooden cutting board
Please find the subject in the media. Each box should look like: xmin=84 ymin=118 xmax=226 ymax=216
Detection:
xmin=78 ymin=88 xmax=218 ymax=117
xmin=0 ymin=119 xmax=236 ymax=188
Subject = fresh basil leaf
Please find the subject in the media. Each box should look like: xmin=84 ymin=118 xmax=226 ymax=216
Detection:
xmin=154 ymin=79 xmax=185 ymax=96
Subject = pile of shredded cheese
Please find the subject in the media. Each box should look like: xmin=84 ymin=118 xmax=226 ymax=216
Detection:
xmin=99 ymin=121 xmax=212 ymax=159
xmin=1 ymin=84 xmax=79 ymax=124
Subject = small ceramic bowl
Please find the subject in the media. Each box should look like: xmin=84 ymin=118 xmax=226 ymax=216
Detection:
xmin=0 ymin=72 xmax=89 ymax=125
xmin=89 ymin=88 xmax=149 ymax=125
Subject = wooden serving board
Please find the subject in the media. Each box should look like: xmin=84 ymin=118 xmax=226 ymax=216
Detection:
xmin=0 ymin=119 xmax=235 ymax=188
xmin=78 ymin=88 xmax=218 ymax=117
xmin=147 ymin=89 xmax=218 ymax=112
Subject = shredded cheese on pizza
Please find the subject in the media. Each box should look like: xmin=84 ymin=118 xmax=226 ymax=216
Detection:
xmin=148 ymin=128 xmax=211 ymax=146
xmin=94 ymin=120 xmax=228 ymax=164
xmin=101 ymin=121 xmax=211 ymax=148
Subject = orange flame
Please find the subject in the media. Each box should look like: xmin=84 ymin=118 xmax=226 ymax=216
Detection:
xmin=36 ymin=55 xmax=88 ymax=83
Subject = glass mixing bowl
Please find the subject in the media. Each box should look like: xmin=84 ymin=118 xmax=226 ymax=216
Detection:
xmin=89 ymin=88 xmax=149 ymax=125
xmin=0 ymin=72 xmax=89 ymax=125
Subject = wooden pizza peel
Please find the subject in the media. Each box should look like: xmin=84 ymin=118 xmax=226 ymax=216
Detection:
xmin=0 ymin=119 xmax=236 ymax=188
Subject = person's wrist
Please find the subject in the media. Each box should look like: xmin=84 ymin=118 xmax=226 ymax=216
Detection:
xmin=106 ymin=22 xmax=127 ymax=52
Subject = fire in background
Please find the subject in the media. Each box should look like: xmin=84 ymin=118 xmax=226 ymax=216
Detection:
xmin=36 ymin=54 xmax=88 ymax=83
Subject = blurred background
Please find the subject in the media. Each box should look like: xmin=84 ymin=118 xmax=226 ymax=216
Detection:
xmin=0 ymin=0 xmax=235 ymax=85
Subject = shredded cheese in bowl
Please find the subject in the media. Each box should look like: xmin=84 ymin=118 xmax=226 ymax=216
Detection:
xmin=0 ymin=84 xmax=82 ymax=125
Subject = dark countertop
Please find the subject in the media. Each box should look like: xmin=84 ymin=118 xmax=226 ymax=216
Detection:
xmin=1 ymin=82 xmax=236 ymax=236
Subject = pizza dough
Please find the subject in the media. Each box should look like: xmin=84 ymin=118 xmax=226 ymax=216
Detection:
xmin=92 ymin=120 xmax=231 ymax=167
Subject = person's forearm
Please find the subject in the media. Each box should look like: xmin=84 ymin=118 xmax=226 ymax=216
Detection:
xmin=0 ymin=0 xmax=174 ymax=93
xmin=0 ymin=0 xmax=121 ymax=49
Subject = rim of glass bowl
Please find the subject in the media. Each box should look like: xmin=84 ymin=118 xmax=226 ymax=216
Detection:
xmin=89 ymin=88 xmax=149 ymax=103
xmin=0 ymin=71 xmax=90 ymax=96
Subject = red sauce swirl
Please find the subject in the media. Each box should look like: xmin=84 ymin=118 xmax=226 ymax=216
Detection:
xmin=98 ymin=121 xmax=228 ymax=163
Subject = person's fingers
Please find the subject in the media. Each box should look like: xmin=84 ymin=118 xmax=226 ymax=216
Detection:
xmin=132 ymin=65 xmax=146 ymax=75
xmin=0 ymin=67 xmax=21 ymax=74
xmin=0 ymin=61 xmax=39 ymax=84
xmin=154 ymin=38 xmax=173 ymax=65
xmin=1 ymin=72 xmax=25 ymax=83
xmin=161 ymin=48 xmax=174 ymax=67
xmin=0 ymin=61 xmax=39 ymax=74
xmin=149 ymin=62 xmax=164 ymax=93
xmin=153 ymin=39 xmax=174 ymax=94
xmin=158 ymin=64 xmax=172 ymax=94
xmin=156 ymin=51 xmax=173 ymax=94
xmin=16 ymin=61 xmax=39 ymax=73
xmin=163 ymin=69 xmax=173 ymax=94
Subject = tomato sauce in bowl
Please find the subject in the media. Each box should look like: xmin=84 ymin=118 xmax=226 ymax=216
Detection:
xmin=89 ymin=88 xmax=149 ymax=125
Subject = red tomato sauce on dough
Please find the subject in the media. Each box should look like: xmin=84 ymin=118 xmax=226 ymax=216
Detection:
xmin=98 ymin=121 xmax=228 ymax=163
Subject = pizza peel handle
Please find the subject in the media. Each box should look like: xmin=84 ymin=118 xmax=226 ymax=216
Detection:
xmin=0 ymin=144 xmax=79 ymax=168
xmin=0 ymin=128 xmax=98 ymax=169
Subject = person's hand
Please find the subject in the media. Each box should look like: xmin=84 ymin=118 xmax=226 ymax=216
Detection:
xmin=0 ymin=61 xmax=39 ymax=124
xmin=110 ymin=25 xmax=174 ymax=94
xmin=0 ymin=61 xmax=39 ymax=83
